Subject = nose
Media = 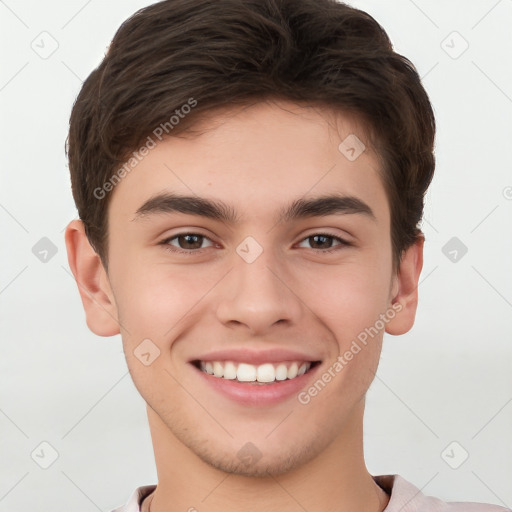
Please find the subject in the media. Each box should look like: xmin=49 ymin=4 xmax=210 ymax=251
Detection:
xmin=215 ymin=245 xmax=304 ymax=336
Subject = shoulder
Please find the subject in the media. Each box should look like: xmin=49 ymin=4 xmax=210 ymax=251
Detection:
xmin=374 ymin=474 xmax=509 ymax=512
xmin=110 ymin=484 xmax=157 ymax=512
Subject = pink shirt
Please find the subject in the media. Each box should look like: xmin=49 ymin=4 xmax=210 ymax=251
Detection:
xmin=111 ymin=474 xmax=509 ymax=511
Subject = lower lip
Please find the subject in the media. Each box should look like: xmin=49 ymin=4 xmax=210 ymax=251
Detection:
xmin=192 ymin=364 xmax=321 ymax=406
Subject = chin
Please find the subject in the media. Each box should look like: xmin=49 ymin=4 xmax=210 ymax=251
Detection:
xmin=190 ymin=436 xmax=325 ymax=478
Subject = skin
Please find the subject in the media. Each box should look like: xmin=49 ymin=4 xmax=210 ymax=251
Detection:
xmin=65 ymin=99 xmax=423 ymax=512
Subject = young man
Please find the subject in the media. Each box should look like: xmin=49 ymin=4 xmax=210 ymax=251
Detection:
xmin=64 ymin=0 xmax=507 ymax=510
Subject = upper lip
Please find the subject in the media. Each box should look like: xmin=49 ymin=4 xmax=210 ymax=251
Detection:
xmin=190 ymin=348 xmax=321 ymax=365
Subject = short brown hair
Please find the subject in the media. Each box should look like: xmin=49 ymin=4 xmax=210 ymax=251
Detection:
xmin=66 ymin=0 xmax=435 ymax=272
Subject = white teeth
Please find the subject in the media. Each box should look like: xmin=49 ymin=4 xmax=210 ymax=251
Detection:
xmin=256 ymin=363 xmax=275 ymax=383
xmin=213 ymin=361 xmax=224 ymax=377
xmin=287 ymin=362 xmax=298 ymax=379
xmin=223 ymin=361 xmax=237 ymax=380
xmin=237 ymin=363 xmax=257 ymax=381
xmin=297 ymin=363 xmax=307 ymax=376
xmin=198 ymin=360 xmax=312 ymax=383
xmin=275 ymin=363 xmax=288 ymax=381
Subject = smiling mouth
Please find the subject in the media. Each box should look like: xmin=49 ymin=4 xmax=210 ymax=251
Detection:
xmin=192 ymin=360 xmax=321 ymax=384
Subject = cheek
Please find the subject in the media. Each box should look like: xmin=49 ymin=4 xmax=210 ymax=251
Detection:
xmin=113 ymin=262 xmax=222 ymax=346
xmin=112 ymin=266 xmax=206 ymax=396
xmin=297 ymin=259 xmax=392 ymax=341
xmin=297 ymin=267 xmax=389 ymax=411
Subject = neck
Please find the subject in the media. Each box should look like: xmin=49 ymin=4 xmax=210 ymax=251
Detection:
xmin=146 ymin=401 xmax=390 ymax=512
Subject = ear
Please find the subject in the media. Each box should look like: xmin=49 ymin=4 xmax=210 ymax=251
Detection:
xmin=64 ymin=219 xmax=120 ymax=337
xmin=385 ymin=235 xmax=424 ymax=336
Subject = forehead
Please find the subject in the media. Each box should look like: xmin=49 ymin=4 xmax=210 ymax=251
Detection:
xmin=107 ymin=99 xmax=389 ymax=227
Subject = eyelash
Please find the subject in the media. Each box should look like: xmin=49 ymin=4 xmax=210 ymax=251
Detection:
xmin=159 ymin=232 xmax=352 ymax=256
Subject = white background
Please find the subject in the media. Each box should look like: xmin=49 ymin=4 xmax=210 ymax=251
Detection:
xmin=0 ymin=0 xmax=511 ymax=510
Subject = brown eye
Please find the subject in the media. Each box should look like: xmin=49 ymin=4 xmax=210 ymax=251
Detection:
xmin=176 ymin=234 xmax=204 ymax=249
xmin=308 ymin=234 xmax=335 ymax=249
xmin=297 ymin=233 xmax=350 ymax=253
xmin=161 ymin=233 xmax=214 ymax=254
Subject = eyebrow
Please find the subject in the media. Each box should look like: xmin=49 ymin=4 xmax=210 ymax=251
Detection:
xmin=132 ymin=192 xmax=376 ymax=224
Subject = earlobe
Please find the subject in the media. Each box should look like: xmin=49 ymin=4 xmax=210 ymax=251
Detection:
xmin=385 ymin=235 xmax=424 ymax=336
xmin=64 ymin=219 xmax=121 ymax=337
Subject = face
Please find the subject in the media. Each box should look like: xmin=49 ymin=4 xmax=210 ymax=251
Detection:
xmin=92 ymin=100 xmax=404 ymax=476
